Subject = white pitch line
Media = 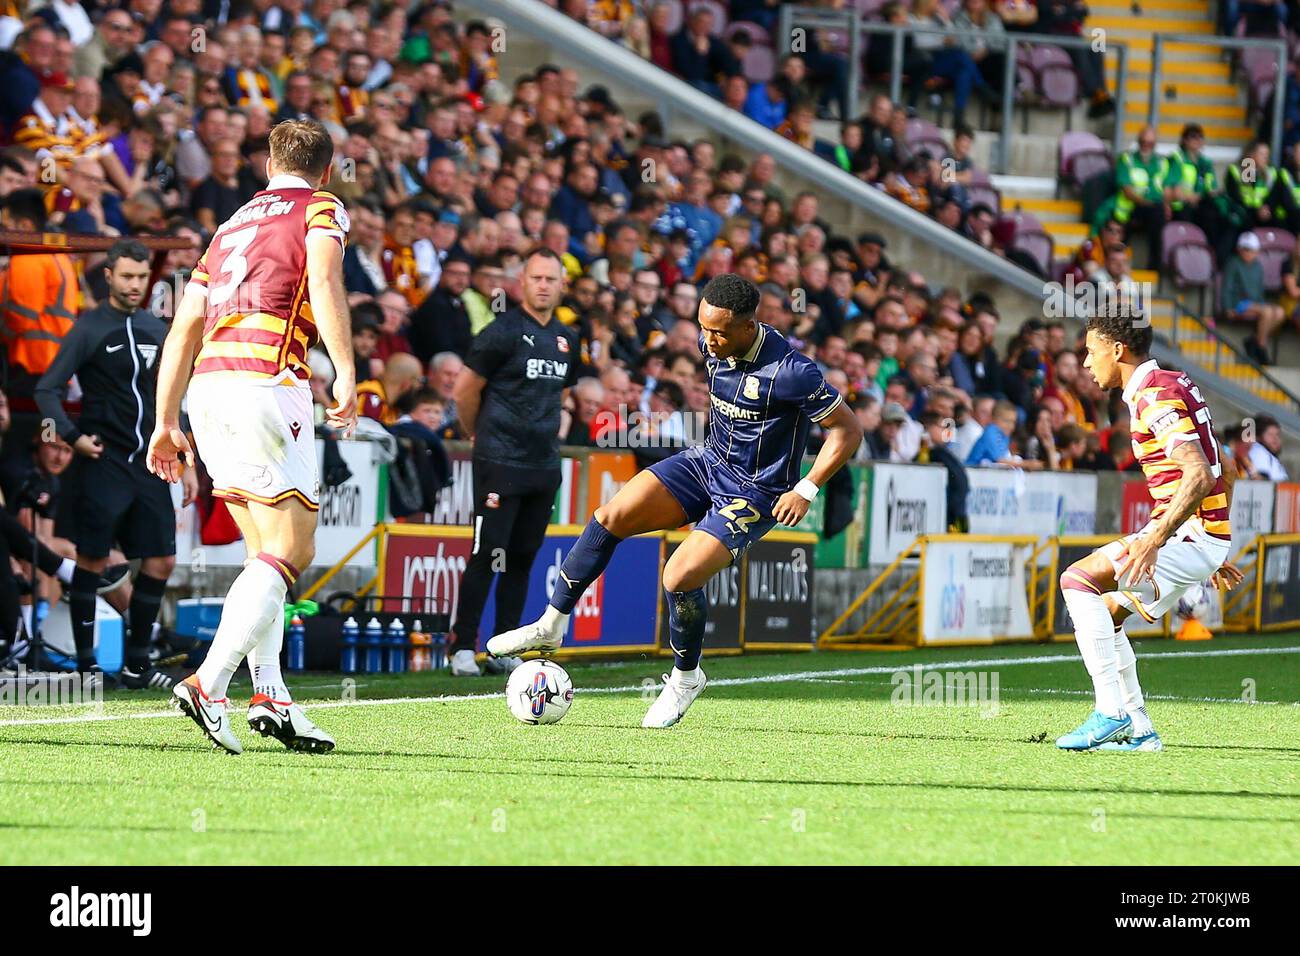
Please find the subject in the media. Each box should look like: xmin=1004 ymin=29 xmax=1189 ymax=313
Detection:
xmin=1 ymin=644 xmax=1297 ymax=728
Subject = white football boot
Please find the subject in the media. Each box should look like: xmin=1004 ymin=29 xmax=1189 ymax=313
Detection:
xmin=449 ymin=649 xmax=482 ymax=677
xmin=173 ymin=675 xmax=242 ymax=754
xmin=247 ymin=694 xmax=335 ymax=753
xmin=486 ymin=607 xmax=568 ymax=657
xmin=642 ymin=668 xmax=708 ymax=729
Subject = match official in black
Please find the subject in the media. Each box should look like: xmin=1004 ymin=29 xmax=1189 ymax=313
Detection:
xmin=449 ymin=247 xmax=578 ymax=676
xmin=35 ymin=240 xmax=195 ymax=687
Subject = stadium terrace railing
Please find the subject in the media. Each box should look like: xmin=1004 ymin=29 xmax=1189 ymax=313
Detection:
xmin=1148 ymin=33 xmax=1287 ymax=161
xmin=1165 ymin=297 xmax=1300 ymax=415
xmin=775 ymin=7 xmax=1131 ymax=175
xmin=478 ymin=0 xmax=1300 ymax=433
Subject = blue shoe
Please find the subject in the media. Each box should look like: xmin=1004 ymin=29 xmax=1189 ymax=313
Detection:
xmin=1055 ymin=710 xmax=1132 ymax=750
xmin=1097 ymin=731 xmax=1163 ymax=752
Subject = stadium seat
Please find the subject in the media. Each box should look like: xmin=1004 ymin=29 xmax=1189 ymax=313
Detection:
xmin=1057 ymin=131 xmax=1111 ymax=197
xmin=725 ymin=21 xmax=771 ymax=47
xmin=661 ymin=0 xmax=685 ymax=34
xmin=1252 ymin=227 xmax=1295 ymax=292
xmin=855 ymin=0 xmax=889 ymax=15
xmin=904 ymin=117 xmax=943 ymax=145
xmin=1170 ymin=242 xmax=1216 ymax=314
xmin=1160 ymin=221 xmax=1211 ymax=272
xmin=1011 ymin=229 xmax=1054 ymax=277
xmin=742 ymin=45 xmax=775 ymax=83
xmin=966 ymin=169 xmax=1002 ymax=214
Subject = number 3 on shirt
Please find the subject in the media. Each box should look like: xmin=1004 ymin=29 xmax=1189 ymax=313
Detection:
xmin=208 ymin=225 xmax=259 ymax=307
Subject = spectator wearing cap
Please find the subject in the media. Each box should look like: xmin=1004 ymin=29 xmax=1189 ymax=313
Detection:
xmin=669 ymin=5 xmax=739 ymax=99
xmin=1222 ymin=230 xmax=1286 ymax=365
xmin=874 ymin=401 xmax=918 ymax=462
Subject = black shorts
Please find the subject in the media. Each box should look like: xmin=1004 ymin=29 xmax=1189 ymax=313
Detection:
xmin=75 ymin=454 xmax=177 ymax=560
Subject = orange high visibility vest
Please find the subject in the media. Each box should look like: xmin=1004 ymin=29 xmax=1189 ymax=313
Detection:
xmin=0 ymin=252 xmax=78 ymax=376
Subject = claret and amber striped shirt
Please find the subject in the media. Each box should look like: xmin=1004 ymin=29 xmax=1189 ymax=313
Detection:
xmin=1122 ymin=359 xmax=1231 ymax=541
xmin=187 ymin=174 xmax=348 ymax=381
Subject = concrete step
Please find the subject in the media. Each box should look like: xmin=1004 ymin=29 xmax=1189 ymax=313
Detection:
xmin=1140 ymin=101 xmax=1247 ymax=120
xmin=1003 ymin=196 xmax=1082 ymax=221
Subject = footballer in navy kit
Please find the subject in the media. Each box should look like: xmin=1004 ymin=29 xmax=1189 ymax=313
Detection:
xmin=488 ymin=274 xmax=861 ymax=728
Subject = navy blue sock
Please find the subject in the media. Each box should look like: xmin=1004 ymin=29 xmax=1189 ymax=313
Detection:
xmin=666 ymin=587 xmax=708 ymax=671
xmin=551 ymin=517 xmax=622 ymax=614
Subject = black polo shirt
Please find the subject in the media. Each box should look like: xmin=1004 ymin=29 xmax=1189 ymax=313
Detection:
xmin=464 ymin=306 xmax=579 ymax=470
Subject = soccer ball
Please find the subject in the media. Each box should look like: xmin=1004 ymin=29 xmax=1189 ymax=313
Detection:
xmin=1176 ymin=582 xmax=1213 ymax=621
xmin=505 ymin=660 xmax=573 ymax=725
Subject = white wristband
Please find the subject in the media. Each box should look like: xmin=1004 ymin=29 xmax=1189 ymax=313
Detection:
xmin=793 ymin=478 xmax=819 ymax=502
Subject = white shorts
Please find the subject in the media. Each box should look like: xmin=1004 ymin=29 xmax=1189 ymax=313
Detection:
xmin=1100 ymin=523 xmax=1230 ymax=623
xmin=187 ymin=373 xmax=319 ymax=511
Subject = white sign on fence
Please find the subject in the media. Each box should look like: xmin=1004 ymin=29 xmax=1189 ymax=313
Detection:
xmin=867 ymin=463 xmax=949 ymax=565
xmin=920 ymin=538 xmax=1035 ymax=644
xmin=175 ymin=438 xmax=383 ymax=568
xmin=966 ymin=468 xmax=1097 ymax=540
xmin=1229 ymin=479 xmax=1275 ymax=558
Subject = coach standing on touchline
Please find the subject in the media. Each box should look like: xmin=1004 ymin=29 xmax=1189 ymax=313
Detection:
xmin=35 ymin=240 xmax=196 ymax=688
xmin=449 ymin=247 xmax=578 ymax=676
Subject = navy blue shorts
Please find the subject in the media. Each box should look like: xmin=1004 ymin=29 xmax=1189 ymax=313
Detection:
xmin=648 ymin=446 xmax=779 ymax=561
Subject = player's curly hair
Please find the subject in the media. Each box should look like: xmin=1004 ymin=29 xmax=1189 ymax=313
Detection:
xmin=701 ymin=273 xmax=760 ymax=323
xmin=1085 ymin=313 xmax=1153 ymax=357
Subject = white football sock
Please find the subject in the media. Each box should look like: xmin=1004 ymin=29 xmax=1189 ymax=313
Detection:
xmin=1063 ymin=588 xmax=1124 ymax=717
xmin=540 ymin=603 xmax=569 ymax=632
xmin=57 ymin=558 xmax=75 ymax=585
xmin=196 ymin=559 xmax=288 ymax=700
xmin=20 ymin=603 xmax=32 ymax=639
xmin=1114 ymin=624 xmax=1153 ymax=735
xmin=249 ymin=622 xmax=291 ymax=704
xmin=672 ymin=666 xmax=700 ymax=686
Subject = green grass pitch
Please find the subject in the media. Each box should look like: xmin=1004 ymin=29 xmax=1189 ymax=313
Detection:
xmin=2 ymin=634 xmax=1298 ymax=865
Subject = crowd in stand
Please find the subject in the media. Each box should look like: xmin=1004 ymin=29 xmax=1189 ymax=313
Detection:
xmin=0 ymin=0 xmax=1287 ymax=558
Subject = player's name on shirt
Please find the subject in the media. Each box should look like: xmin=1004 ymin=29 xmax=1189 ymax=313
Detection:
xmin=220 ymin=194 xmax=302 ymax=233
